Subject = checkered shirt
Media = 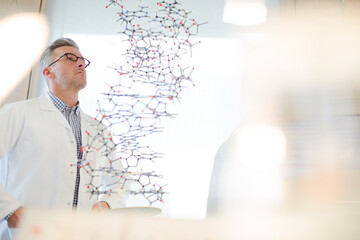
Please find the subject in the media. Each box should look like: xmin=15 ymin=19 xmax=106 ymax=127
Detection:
xmin=48 ymin=91 xmax=82 ymax=208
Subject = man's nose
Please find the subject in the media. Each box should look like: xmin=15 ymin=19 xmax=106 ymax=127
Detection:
xmin=77 ymin=60 xmax=85 ymax=69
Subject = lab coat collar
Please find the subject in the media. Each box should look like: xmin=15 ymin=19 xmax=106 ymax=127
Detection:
xmin=39 ymin=92 xmax=94 ymax=148
xmin=38 ymin=92 xmax=71 ymax=131
xmin=39 ymin=92 xmax=58 ymax=112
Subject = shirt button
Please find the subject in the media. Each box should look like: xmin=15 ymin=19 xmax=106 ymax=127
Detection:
xmin=71 ymin=171 xmax=74 ymax=174
xmin=68 ymin=202 xmax=71 ymax=206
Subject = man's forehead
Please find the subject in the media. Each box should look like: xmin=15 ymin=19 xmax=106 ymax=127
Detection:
xmin=54 ymin=46 xmax=82 ymax=56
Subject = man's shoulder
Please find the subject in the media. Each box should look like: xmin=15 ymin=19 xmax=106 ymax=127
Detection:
xmin=80 ymin=111 xmax=97 ymax=123
xmin=8 ymin=97 xmax=39 ymax=105
xmin=80 ymin=110 xmax=106 ymax=128
xmin=80 ymin=111 xmax=111 ymax=135
xmin=0 ymin=97 xmax=41 ymax=113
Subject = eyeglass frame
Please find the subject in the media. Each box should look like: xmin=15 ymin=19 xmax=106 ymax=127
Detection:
xmin=47 ymin=52 xmax=91 ymax=68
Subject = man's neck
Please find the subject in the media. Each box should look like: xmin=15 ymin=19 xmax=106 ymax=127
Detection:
xmin=50 ymin=90 xmax=79 ymax=110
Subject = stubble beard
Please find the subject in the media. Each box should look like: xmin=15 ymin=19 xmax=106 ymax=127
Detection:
xmin=70 ymin=72 xmax=87 ymax=91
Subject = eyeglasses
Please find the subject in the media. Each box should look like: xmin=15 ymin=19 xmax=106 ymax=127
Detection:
xmin=48 ymin=53 xmax=91 ymax=68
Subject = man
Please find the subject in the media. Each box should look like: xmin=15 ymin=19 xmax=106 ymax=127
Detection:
xmin=0 ymin=38 xmax=128 ymax=239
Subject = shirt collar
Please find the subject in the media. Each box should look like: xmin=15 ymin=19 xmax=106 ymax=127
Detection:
xmin=48 ymin=91 xmax=80 ymax=115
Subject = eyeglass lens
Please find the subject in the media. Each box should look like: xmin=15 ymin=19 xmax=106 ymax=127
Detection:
xmin=65 ymin=53 xmax=90 ymax=68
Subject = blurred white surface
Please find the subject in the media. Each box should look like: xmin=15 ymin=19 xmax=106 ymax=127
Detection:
xmin=0 ymin=13 xmax=48 ymax=104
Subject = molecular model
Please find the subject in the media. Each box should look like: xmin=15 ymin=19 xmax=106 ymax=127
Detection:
xmin=80 ymin=0 xmax=206 ymax=206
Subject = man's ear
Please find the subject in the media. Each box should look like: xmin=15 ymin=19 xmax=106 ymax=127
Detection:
xmin=42 ymin=67 xmax=55 ymax=79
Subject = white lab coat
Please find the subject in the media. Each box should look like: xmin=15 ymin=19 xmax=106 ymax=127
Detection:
xmin=0 ymin=93 xmax=128 ymax=239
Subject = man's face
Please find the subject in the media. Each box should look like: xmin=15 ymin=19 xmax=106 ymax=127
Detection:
xmin=47 ymin=46 xmax=87 ymax=92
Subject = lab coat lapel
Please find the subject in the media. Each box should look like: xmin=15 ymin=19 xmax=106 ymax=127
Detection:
xmin=39 ymin=92 xmax=72 ymax=131
xmin=80 ymin=109 xmax=92 ymax=160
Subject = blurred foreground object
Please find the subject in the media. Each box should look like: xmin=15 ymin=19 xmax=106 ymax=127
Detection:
xmin=14 ymin=207 xmax=360 ymax=240
xmin=242 ymin=2 xmax=360 ymax=212
xmin=0 ymin=13 xmax=48 ymax=104
xmin=15 ymin=208 xmax=221 ymax=240
xmin=208 ymin=3 xmax=360 ymax=237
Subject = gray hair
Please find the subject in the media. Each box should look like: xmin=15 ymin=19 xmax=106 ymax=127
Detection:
xmin=40 ymin=38 xmax=79 ymax=73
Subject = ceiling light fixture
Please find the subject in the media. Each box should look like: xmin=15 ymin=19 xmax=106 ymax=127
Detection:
xmin=223 ymin=1 xmax=267 ymax=26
